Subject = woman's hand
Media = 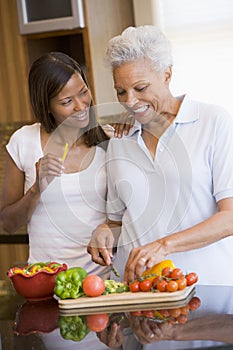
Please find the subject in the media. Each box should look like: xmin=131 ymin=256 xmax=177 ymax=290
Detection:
xmin=108 ymin=112 xmax=135 ymax=138
xmin=36 ymin=153 xmax=64 ymax=192
xmin=97 ymin=322 xmax=124 ymax=348
xmin=123 ymin=240 xmax=167 ymax=283
xmin=127 ymin=313 xmax=173 ymax=344
xmin=87 ymin=224 xmax=115 ymax=266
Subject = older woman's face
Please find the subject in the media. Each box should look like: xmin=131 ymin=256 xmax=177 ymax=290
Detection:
xmin=113 ymin=57 xmax=172 ymax=125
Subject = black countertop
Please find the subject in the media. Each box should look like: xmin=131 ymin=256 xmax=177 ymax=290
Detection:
xmin=0 ymin=284 xmax=233 ymax=350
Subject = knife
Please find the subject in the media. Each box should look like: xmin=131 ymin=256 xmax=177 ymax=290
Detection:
xmin=110 ymin=263 xmax=120 ymax=278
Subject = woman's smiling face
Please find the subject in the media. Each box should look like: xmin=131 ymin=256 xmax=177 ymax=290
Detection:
xmin=113 ymin=57 xmax=172 ymax=125
xmin=49 ymin=71 xmax=92 ymax=129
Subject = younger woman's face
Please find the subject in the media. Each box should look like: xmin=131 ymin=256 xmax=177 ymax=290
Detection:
xmin=49 ymin=72 xmax=92 ymax=129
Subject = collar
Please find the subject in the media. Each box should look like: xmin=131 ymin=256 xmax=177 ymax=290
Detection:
xmin=127 ymin=94 xmax=199 ymax=137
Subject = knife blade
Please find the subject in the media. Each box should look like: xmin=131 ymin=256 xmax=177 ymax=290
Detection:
xmin=110 ymin=263 xmax=120 ymax=278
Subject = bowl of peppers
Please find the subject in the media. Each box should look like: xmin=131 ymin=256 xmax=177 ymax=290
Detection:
xmin=7 ymin=261 xmax=67 ymax=301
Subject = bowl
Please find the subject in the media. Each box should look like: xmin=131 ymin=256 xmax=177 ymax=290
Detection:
xmin=7 ymin=262 xmax=67 ymax=301
xmin=13 ymin=298 xmax=59 ymax=335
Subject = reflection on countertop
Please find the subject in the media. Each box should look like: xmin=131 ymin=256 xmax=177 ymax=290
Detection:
xmin=0 ymin=284 xmax=233 ymax=350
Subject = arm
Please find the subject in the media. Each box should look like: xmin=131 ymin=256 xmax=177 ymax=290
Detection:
xmin=127 ymin=313 xmax=233 ymax=344
xmin=124 ymin=197 xmax=233 ymax=282
xmin=0 ymin=152 xmax=40 ymax=233
xmin=0 ymin=151 xmax=64 ymax=234
xmin=87 ymin=220 xmax=122 ymax=266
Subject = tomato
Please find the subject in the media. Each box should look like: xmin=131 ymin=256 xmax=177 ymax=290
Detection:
xmin=158 ymin=309 xmax=170 ymax=317
xmin=170 ymin=268 xmax=183 ymax=279
xmin=177 ymin=277 xmax=187 ymax=290
xmin=129 ymin=281 xmax=140 ymax=292
xmin=189 ymin=296 xmax=201 ymax=310
xmin=131 ymin=310 xmax=143 ymax=317
xmin=162 ymin=267 xmax=172 ymax=277
xmin=152 ymin=276 xmax=160 ymax=286
xmin=86 ymin=313 xmax=109 ymax=332
xmin=168 ymin=307 xmax=181 ymax=318
xmin=185 ymin=272 xmax=198 ymax=286
xmin=142 ymin=310 xmax=154 ymax=318
xmin=180 ymin=305 xmax=190 ymax=315
xmin=82 ymin=275 xmax=105 ymax=297
xmin=156 ymin=279 xmax=168 ymax=292
xmin=167 ymin=280 xmax=178 ymax=292
xmin=139 ymin=279 xmax=152 ymax=292
xmin=176 ymin=314 xmax=188 ymax=324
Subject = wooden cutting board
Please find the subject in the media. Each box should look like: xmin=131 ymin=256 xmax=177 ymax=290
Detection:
xmin=58 ymin=285 xmax=195 ymax=314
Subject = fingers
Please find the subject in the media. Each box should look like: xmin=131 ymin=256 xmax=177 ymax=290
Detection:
xmin=124 ymin=248 xmax=147 ymax=282
xmin=39 ymin=153 xmax=64 ymax=177
xmin=87 ymin=225 xmax=114 ymax=266
xmin=97 ymin=323 xmax=123 ymax=348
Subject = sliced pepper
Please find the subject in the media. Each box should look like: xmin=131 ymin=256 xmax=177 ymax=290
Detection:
xmin=54 ymin=267 xmax=87 ymax=299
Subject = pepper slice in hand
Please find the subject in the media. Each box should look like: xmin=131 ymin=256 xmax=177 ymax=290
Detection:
xmin=54 ymin=267 xmax=87 ymax=299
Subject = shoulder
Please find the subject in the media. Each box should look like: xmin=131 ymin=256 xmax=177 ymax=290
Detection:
xmin=9 ymin=123 xmax=40 ymax=140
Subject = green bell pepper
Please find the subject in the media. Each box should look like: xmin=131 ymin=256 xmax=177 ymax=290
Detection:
xmin=59 ymin=315 xmax=90 ymax=341
xmin=54 ymin=267 xmax=87 ymax=299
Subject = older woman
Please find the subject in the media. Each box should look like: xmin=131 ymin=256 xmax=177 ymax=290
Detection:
xmin=88 ymin=25 xmax=233 ymax=286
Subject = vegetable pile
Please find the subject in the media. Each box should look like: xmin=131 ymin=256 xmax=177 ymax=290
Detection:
xmin=53 ymin=260 xmax=198 ymax=300
xmin=129 ymin=260 xmax=198 ymax=293
xmin=130 ymin=296 xmax=201 ymax=324
xmin=7 ymin=261 xmax=67 ymax=277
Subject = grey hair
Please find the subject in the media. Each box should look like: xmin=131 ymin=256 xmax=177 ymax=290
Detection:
xmin=104 ymin=25 xmax=173 ymax=73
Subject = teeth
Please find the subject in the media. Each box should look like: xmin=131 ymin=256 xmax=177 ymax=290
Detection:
xmin=134 ymin=106 xmax=148 ymax=113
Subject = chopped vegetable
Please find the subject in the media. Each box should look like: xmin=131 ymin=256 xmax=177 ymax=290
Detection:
xmin=7 ymin=261 xmax=67 ymax=277
xmin=103 ymin=280 xmax=129 ymax=295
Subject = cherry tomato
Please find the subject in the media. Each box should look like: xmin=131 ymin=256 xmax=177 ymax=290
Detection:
xmin=82 ymin=275 xmax=105 ymax=297
xmin=131 ymin=310 xmax=143 ymax=317
xmin=158 ymin=309 xmax=170 ymax=317
xmin=189 ymin=296 xmax=201 ymax=310
xmin=177 ymin=277 xmax=187 ymax=290
xmin=139 ymin=279 xmax=152 ymax=292
xmin=86 ymin=313 xmax=109 ymax=332
xmin=185 ymin=272 xmax=198 ymax=286
xmin=156 ymin=279 xmax=168 ymax=292
xmin=176 ymin=314 xmax=188 ymax=324
xmin=152 ymin=276 xmax=160 ymax=286
xmin=170 ymin=268 xmax=183 ymax=279
xmin=167 ymin=280 xmax=178 ymax=292
xmin=161 ymin=267 xmax=172 ymax=277
xmin=180 ymin=305 xmax=190 ymax=315
xmin=168 ymin=307 xmax=181 ymax=318
xmin=142 ymin=310 xmax=154 ymax=318
xmin=129 ymin=281 xmax=140 ymax=293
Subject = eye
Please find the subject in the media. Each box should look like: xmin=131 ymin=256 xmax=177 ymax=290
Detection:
xmin=135 ymin=85 xmax=147 ymax=92
xmin=61 ymin=98 xmax=72 ymax=105
xmin=116 ymin=89 xmax=126 ymax=96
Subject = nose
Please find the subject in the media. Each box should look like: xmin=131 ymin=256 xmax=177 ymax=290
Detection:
xmin=124 ymin=91 xmax=138 ymax=108
xmin=74 ymin=98 xmax=85 ymax=111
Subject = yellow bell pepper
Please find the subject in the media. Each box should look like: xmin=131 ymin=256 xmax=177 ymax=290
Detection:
xmin=142 ymin=259 xmax=175 ymax=281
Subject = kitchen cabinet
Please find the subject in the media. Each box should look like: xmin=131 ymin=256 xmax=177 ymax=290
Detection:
xmin=0 ymin=0 xmax=134 ymax=124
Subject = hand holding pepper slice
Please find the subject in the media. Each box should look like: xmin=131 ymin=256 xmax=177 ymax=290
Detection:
xmin=54 ymin=267 xmax=87 ymax=299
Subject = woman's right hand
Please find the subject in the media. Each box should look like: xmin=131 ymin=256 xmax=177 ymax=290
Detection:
xmin=35 ymin=153 xmax=64 ymax=192
xmin=87 ymin=224 xmax=114 ymax=266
